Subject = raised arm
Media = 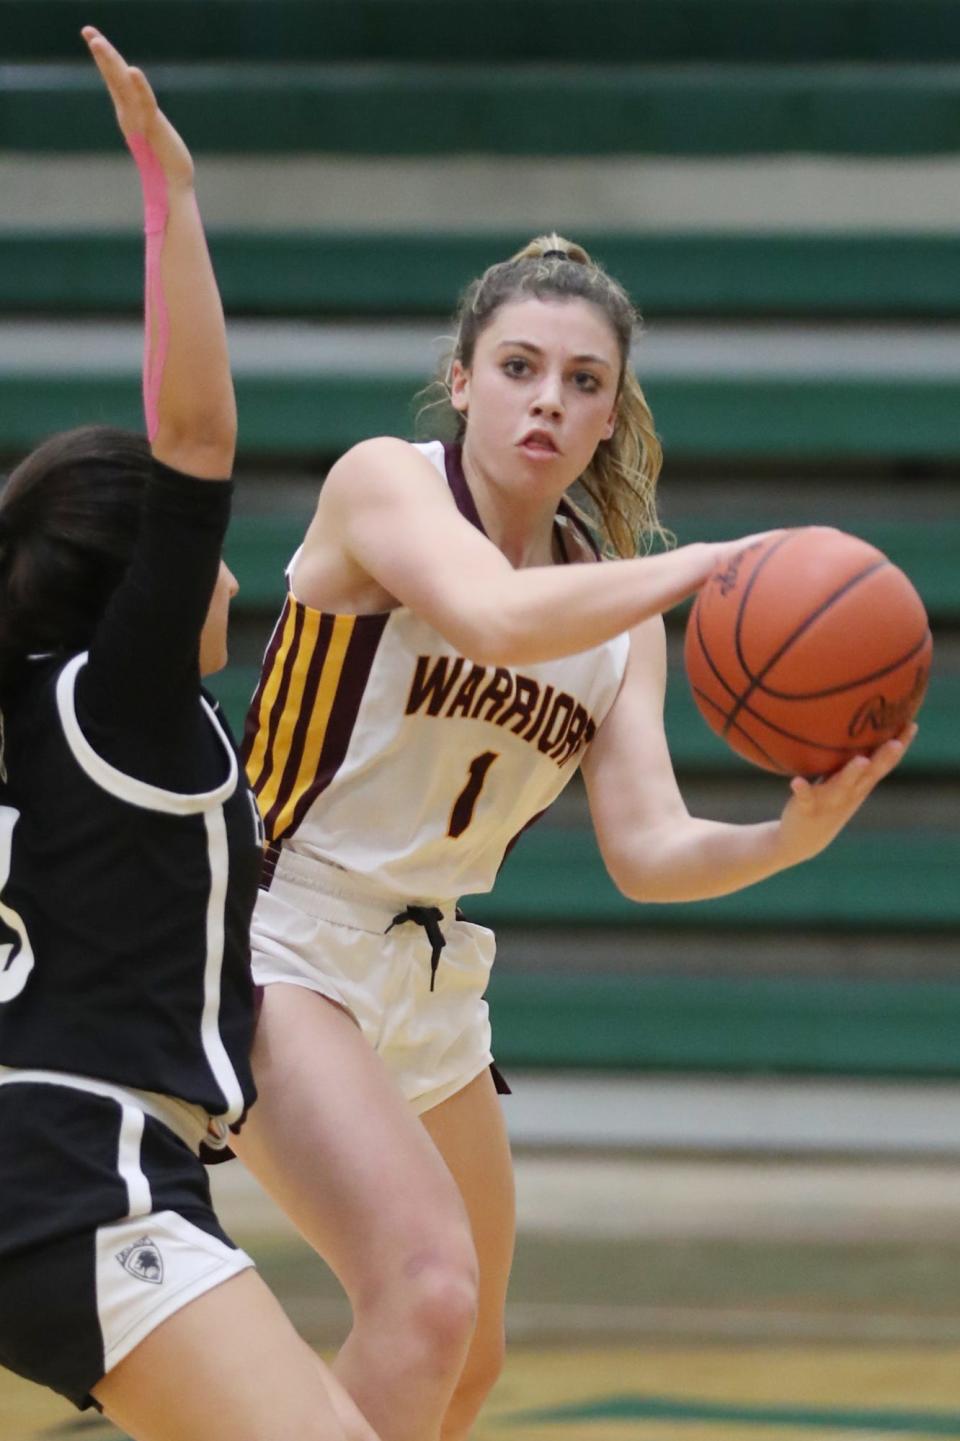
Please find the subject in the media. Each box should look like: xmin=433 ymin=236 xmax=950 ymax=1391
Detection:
xmin=83 ymin=26 xmax=235 ymax=477
xmin=581 ymin=615 xmax=915 ymax=903
xmin=76 ymin=29 xmax=237 ymax=770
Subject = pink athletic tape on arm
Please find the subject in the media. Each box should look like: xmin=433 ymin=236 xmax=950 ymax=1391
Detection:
xmin=127 ymin=133 xmax=170 ymax=442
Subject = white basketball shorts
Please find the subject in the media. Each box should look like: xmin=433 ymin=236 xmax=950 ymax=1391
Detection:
xmin=250 ymin=850 xmax=498 ymax=1114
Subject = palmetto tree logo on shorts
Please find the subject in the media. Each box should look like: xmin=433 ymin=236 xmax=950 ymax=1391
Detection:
xmin=115 ymin=1236 xmax=164 ymax=1284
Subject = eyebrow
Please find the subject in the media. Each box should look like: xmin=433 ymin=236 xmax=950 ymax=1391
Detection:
xmin=495 ymin=339 xmax=613 ymax=369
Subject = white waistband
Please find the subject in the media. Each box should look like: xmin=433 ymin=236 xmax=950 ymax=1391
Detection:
xmin=269 ymin=849 xmax=458 ymax=933
xmin=0 ymin=1065 xmax=226 ymax=1157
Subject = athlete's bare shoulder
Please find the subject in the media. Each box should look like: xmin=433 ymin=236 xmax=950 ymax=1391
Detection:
xmin=293 ymin=437 xmax=462 ymax=615
xmin=321 ymin=436 xmax=451 ymax=515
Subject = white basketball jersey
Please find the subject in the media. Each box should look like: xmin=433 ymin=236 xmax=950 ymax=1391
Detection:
xmin=243 ymin=441 xmax=629 ymax=902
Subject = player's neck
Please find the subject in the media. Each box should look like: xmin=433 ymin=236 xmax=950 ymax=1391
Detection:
xmin=461 ymin=444 xmax=558 ymax=569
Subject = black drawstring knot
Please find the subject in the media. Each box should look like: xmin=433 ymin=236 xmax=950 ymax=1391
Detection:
xmin=386 ymin=905 xmax=447 ymax=991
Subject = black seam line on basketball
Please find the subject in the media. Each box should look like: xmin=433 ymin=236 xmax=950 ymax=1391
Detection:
xmin=691 ymin=584 xmax=866 ymax=761
xmin=692 ymin=562 xmax=926 ymax=749
xmin=692 ymin=595 xmax=744 ymax=713
xmin=725 ymin=556 xmax=890 ymax=738
xmin=690 ymin=686 xmax=792 ymax=773
xmin=709 ymin=680 xmax=892 ymax=756
xmin=744 ymin=626 xmax=932 ymax=702
xmin=691 ymin=534 xmax=796 ymax=721
xmin=689 ymin=537 xmax=801 ymax=722
xmin=727 ymin=529 xmax=800 ymax=692
xmin=730 ymin=551 xmax=888 ymax=717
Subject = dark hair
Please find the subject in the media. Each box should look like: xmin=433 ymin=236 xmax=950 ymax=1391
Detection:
xmin=0 ymin=425 xmax=152 ymax=691
xmin=421 ymin=232 xmax=665 ymax=558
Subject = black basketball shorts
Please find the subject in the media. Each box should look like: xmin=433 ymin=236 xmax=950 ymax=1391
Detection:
xmin=0 ymin=1078 xmax=253 ymax=1410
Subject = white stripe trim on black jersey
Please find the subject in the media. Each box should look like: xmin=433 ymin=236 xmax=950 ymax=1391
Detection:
xmin=0 ymin=1069 xmax=152 ymax=1217
xmin=117 ymin=1104 xmax=152 ymax=1218
xmin=201 ymin=807 xmax=244 ymax=1124
xmin=55 ymin=652 xmax=238 ymax=816
xmin=54 ymin=653 xmax=246 ymax=1121
xmin=0 ymin=1065 xmax=214 ymax=1155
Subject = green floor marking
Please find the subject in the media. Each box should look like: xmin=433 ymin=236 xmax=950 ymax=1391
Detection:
xmin=507 ymin=1395 xmax=960 ymax=1434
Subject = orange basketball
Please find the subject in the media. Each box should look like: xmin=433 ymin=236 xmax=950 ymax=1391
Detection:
xmin=683 ymin=527 xmax=932 ymax=777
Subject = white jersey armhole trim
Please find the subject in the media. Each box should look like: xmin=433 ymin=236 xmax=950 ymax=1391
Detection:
xmin=412 ymin=438 xmax=446 ymax=475
xmin=285 ymin=543 xmax=304 ymax=584
xmin=55 ymin=652 xmax=238 ymax=815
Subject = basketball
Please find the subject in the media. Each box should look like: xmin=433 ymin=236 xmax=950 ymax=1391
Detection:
xmin=683 ymin=527 xmax=932 ymax=778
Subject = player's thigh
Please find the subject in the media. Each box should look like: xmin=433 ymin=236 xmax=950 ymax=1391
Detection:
xmin=421 ymin=1067 xmax=516 ymax=1326
xmin=234 ymin=983 xmax=476 ymax=1294
xmin=93 ymin=1267 xmax=374 ymax=1441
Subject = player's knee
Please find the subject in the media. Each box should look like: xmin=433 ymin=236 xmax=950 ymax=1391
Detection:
xmin=407 ymin=1249 xmax=479 ymax=1367
xmin=351 ymin=1219 xmax=479 ymax=1374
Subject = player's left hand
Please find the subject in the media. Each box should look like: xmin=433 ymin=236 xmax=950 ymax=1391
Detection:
xmin=82 ymin=25 xmax=194 ymax=187
xmin=776 ymin=722 xmax=917 ymax=863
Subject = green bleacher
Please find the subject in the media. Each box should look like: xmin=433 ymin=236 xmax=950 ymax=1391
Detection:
xmin=4 ymin=232 xmax=960 ymax=318
xmin=5 ymin=1 xmax=960 ymax=64
xmin=2 ymin=372 xmax=959 ymax=462
xmin=3 ymin=0 xmax=958 ymax=1079
xmin=6 ymin=63 xmax=960 ymax=156
xmin=221 ymin=514 xmax=960 ymax=619
xmin=482 ymin=973 xmax=960 ymax=1075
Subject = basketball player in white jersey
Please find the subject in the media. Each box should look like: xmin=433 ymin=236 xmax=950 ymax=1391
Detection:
xmin=0 ymin=29 xmax=376 ymax=1441
xmin=238 ymin=238 xmax=914 ymax=1441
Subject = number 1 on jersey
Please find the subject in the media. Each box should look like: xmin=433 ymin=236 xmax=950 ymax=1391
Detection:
xmin=448 ymin=751 xmax=499 ymax=838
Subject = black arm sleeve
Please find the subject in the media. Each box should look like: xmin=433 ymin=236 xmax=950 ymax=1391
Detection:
xmin=75 ymin=459 xmax=234 ymax=791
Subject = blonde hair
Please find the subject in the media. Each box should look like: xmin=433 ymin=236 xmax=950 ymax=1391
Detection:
xmin=420 ymin=233 xmax=666 ymax=558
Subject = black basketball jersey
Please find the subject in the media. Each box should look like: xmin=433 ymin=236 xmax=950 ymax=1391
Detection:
xmin=0 ymin=460 xmax=260 ymax=1122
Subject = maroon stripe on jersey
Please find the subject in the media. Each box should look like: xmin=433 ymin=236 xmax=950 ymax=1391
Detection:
xmin=245 ymin=600 xmax=307 ymax=797
xmin=444 ymin=443 xmax=486 ymax=535
xmin=241 ymin=604 xmax=289 ymax=769
xmin=557 ymin=497 xmax=601 ymax=559
xmin=259 ymin=841 xmax=282 ymax=890
xmin=261 ymin=612 xmax=335 ymax=841
xmin=445 ymin=441 xmax=598 ymax=559
xmin=284 ymin=612 xmax=389 ymax=840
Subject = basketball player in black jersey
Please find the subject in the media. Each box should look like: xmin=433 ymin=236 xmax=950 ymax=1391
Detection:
xmin=0 ymin=28 xmax=376 ymax=1441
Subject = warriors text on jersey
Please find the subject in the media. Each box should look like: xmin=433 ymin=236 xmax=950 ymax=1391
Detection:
xmin=0 ymin=462 xmax=261 ymax=1123
xmin=244 ymin=441 xmax=629 ymax=902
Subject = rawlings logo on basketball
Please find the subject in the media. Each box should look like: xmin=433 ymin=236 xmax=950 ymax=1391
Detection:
xmin=116 ymin=1236 xmax=164 ymax=1284
xmin=848 ymin=667 xmax=929 ymax=739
